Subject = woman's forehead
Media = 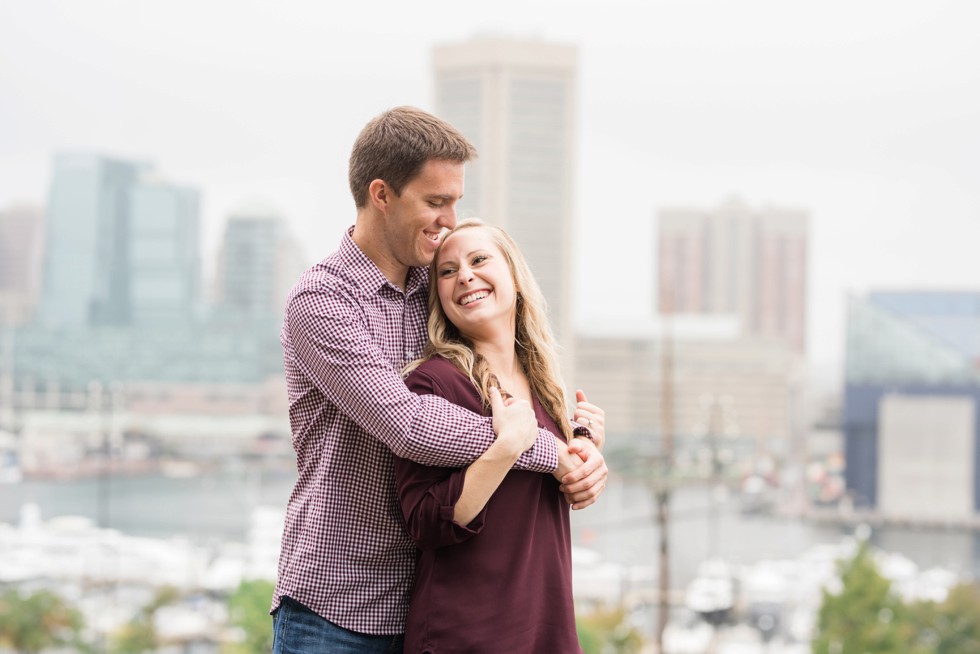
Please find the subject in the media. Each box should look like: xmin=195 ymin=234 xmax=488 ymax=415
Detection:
xmin=439 ymin=227 xmax=497 ymax=259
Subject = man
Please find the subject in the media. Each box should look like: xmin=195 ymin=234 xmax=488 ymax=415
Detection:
xmin=272 ymin=106 xmax=607 ymax=653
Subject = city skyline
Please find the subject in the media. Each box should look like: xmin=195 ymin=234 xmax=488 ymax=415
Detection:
xmin=2 ymin=0 xmax=980 ymax=389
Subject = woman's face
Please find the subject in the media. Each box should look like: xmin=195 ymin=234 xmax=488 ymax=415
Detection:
xmin=435 ymin=228 xmax=517 ymax=342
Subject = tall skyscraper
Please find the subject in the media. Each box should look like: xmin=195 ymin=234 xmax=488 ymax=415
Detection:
xmin=213 ymin=207 xmax=305 ymax=322
xmin=128 ymin=177 xmax=201 ymax=326
xmin=657 ymin=197 xmax=808 ymax=354
xmin=37 ymin=153 xmax=149 ymax=329
xmin=0 ymin=204 xmax=43 ymax=326
xmin=433 ymin=37 xmax=578 ymax=374
xmin=36 ymin=153 xmax=202 ymax=330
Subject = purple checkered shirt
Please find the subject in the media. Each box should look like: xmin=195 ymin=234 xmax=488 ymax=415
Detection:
xmin=272 ymin=227 xmax=559 ymax=635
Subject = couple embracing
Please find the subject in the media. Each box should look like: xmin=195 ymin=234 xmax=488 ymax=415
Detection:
xmin=271 ymin=106 xmax=609 ymax=654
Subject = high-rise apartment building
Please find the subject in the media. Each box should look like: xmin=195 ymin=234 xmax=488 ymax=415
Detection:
xmin=657 ymin=198 xmax=808 ymax=354
xmin=0 ymin=204 xmax=43 ymax=326
xmin=213 ymin=208 xmax=305 ymax=322
xmin=38 ymin=153 xmax=149 ymax=328
xmin=433 ymin=38 xmax=578 ymax=372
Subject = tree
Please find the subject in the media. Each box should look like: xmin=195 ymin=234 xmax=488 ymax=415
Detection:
xmin=0 ymin=587 xmax=86 ymax=653
xmin=224 ymin=578 xmax=276 ymax=654
xmin=907 ymin=583 xmax=980 ymax=653
xmin=111 ymin=586 xmax=180 ymax=654
xmin=813 ymin=541 xmax=917 ymax=654
xmin=576 ymin=606 xmax=644 ymax=654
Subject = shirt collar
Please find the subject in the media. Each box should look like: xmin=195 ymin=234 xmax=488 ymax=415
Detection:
xmin=338 ymin=226 xmax=429 ymax=298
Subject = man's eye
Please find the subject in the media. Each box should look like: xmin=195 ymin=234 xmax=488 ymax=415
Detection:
xmin=428 ymin=201 xmax=444 ymax=208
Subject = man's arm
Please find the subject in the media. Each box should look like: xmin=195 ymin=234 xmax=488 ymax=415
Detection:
xmin=286 ymin=286 xmax=557 ymax=471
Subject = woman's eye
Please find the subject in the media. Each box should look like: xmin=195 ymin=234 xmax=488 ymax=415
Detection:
xmin=439 ymin=268 xmax=456 ymax=277
xmin=472 ymin=255 xmax=488 ymax=265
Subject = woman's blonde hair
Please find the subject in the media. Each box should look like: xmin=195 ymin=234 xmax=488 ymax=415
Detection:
xmin=405 ymin=219 xmax=572 ymax=442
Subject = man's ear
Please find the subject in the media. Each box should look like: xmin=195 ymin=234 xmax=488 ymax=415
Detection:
xmin=368 ymin=179 xmax=389 ymax=212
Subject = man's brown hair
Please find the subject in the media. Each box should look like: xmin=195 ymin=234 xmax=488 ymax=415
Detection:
xmin=348 ymin=106 xmax=477 ymax=208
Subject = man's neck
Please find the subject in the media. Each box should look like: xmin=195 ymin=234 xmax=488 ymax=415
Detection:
xmin=352 ymin=218 xmax=409 ymax=290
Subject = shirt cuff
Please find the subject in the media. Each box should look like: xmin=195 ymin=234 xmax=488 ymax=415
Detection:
xmin=515 ymin=428 xmax=559 ymax=473
xmin=571 ymin=420 xmax=594 ymax=441
xmin=443 ymin=501 xmax=487 ymax=535
xmin=431 ymin=470 xmax=488 ymax=542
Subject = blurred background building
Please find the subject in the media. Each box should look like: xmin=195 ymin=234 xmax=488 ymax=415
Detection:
xmin=843 ymin=291 xmax=980 ymax=521
xmin=212 ymin=206 xmax=306 ymax=326
xmin=433 ymin=37 xmax=578 ymax=375
xmin=657 ymin=197 xmax=808 ymax=355
xmin=575 ymin=316 xmax=806 ymax=491
xmin=1 ymin=154 xmax=295 ymax=477
xmin=0 ymin=204 xmax=43 ymax=328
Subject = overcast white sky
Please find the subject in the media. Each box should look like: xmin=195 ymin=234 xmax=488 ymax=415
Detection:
xmin=2 ymin=0 xmax=979 ymax=386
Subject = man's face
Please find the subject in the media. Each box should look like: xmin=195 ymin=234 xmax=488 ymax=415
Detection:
xmin=382 ymin=158 xmax=464 ymax=270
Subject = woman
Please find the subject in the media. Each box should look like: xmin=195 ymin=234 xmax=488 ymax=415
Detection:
xmin=394 ymin=219 xmax=606 ymax=653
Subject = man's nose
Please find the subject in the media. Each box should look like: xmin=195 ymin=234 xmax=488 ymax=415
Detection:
xmin=441 ymin=205 xmax=458 ymax=230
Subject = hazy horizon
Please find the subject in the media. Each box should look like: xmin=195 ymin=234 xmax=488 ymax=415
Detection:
xmin=3 ymin=0 xmax=979 ymax=388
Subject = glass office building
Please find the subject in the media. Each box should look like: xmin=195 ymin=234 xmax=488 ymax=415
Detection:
xmin=38 ymin=154 xmax=148 ymax=329
xmin=844 ymin=291 xmax=980 ymax=516
xmin=8 ymin=154 xmax=284 ymax=396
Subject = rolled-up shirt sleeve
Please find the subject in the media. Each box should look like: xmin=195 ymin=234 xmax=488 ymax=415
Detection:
xmin=395 ymin=456 xmax=488 ymax=549
xmin=394 ymin=367 xmax=492 ymax=549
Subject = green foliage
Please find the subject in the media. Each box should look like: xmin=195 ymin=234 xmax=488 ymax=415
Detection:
xmin=112 ymin=617 xmax=157 ymax=654
xmin=906 ymin=583 xmax=980 ymax=653
xmin=0 ymin=587 xmax=86 ymax=653
xmin=576 ymin=606 xmax=644 ymax=654
xmin=110 ymin=586 xmax=179 ymax=654
xmin=223 ymin=578 xmax=276 ymax=654
xmin=813 ymin=541 xmax=914 ymax=654
xmin=814 ymin=543 xmax=980 ymax=654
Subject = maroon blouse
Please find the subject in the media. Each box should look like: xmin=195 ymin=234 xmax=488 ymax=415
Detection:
xmin=394 ymin=356 xmax=581 ymax=653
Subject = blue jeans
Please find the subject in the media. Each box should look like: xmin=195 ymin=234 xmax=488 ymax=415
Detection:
xmin=272 ymin=597 xmax=404 ymax=654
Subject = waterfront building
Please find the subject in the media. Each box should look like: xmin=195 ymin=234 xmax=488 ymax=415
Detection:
xmin=36 ymin=154 xmax=203 ymax=330
xmin=37 ymin=153 xmax=149 ymax=329
xmin=10 ymin=157 xmax=286 ymax=394
xmin=213 ymin=206 xmax=305 ymax=325
xmin=656 ymin=198 xmax=808 ymax=354
xmin=574 ymin=316 xmax=805 ymax=466
xmin=128 ymin=176 xmax=201 ymax=327
xmin=843 ymin=291 xmax=980 ymax=520
xmin=0 ymin=204 xmax=44 ymax=327
xmin=433 ymin=37 xmax=578 ymax=375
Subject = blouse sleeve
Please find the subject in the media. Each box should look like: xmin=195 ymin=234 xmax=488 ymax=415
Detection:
xmin=393 ymin=366 xmax=489 ymax=549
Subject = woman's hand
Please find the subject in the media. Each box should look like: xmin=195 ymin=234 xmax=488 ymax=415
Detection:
xmin=573 ymin=389 xmax=605 ymax=450
xmin=489 ymin=386 xmax=537 ymax=456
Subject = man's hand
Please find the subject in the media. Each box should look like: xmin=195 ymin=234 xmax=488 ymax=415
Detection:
xmin=489 ymin=386 xmax=537 ymax=457
xmin=555 ymin=437 xmax=608 ymax=510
